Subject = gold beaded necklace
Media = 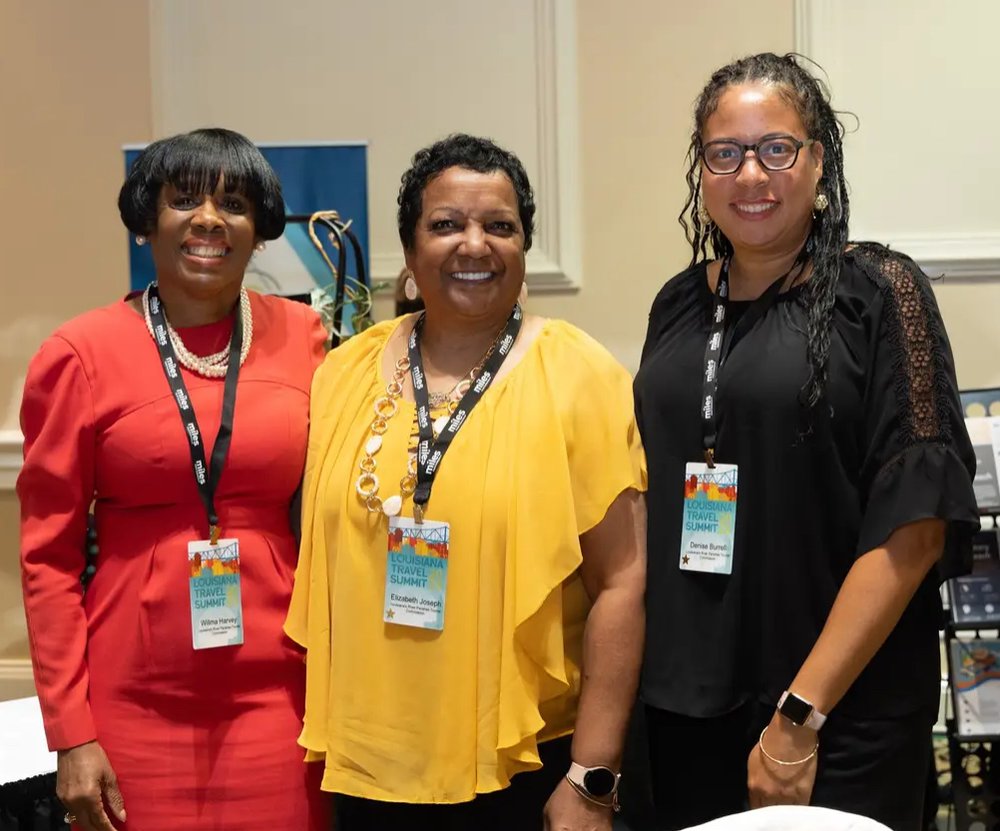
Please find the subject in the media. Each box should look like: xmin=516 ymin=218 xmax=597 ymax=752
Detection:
xmin=356 ymin=356 xmax=417 ymax=517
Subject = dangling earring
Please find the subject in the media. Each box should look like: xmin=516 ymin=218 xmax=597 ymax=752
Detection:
xmin=255 ymin=241 xmax=266 ymax=252
xmin=403 ymin=269 xmax=419 ymax=301
xmin=697 ymin=205 xmax=712 ymax=225
xmin=813 ymin=192 xmax=829 ymax=212
xmin=518 ymin=281 xmax=528 ymax=308
xmin=135 ymin=235 xmax=147 ymax=246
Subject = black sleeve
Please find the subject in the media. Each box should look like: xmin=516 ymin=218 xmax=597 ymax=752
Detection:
xmin=640 ymin=263 xmax=702 ymax=366
xmin=640 ymin=283 xmax=671 ymax=367
xmin=854 ymin=250 xmax=979 ymax=578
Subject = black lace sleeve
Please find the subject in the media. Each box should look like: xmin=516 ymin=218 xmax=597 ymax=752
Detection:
xmin=851 ymin=244 xmax=979 ymax=578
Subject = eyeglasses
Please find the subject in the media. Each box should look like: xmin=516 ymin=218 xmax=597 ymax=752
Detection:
xmin=701 ymin=136 xmax=816 ymax=175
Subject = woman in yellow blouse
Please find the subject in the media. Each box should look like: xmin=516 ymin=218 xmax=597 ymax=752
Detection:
xmin=286 ymin=134 xmax=647 ymax=831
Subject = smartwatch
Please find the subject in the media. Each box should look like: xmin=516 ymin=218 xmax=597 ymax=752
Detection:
xmin=777 ymin=690 xmax=827 ymax=730
xmin=566 ymin=762 xmax=620 ymax=805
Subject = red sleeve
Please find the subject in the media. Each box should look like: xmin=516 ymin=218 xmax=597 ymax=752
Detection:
xmin=305 ymin=305 xmax=329 ymax=370
xmin=17 ymin=334 xmax=98 ymax=750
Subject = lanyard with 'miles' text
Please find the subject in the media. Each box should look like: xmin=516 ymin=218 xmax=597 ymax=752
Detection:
xmin=408 ymin=304 xmax=523 ymax=522
xmin=147 ymin=284 xmax=242 ymax=543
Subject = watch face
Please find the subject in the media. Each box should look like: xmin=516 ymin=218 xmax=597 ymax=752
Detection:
xmin=583 ymin=767 xmax=616 ymax=797
xmin=779 ymin=693 xmax=813 ymax=726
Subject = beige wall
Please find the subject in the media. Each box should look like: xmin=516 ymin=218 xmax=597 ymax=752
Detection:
xmin=0 ymin=0 xmax=153 ymax=697
xmin=534 ymin=0 xmax=793 ymax=367
xmin=800 ymin=0 xmax=1000 ymax=242
xmin=147 ymin=0 xmax=794 ymax=371
xmin=797 ymin=0 xmax=1000 ymax=389
xmin=934 ymin=285 xmax=1000 ymax=389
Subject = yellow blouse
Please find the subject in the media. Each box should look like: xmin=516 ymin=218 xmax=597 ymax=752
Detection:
xmin=285 ymin=316 xmax=646 ymax=803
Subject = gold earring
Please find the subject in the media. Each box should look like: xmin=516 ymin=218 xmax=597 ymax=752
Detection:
xmin=135 ymin=235 xmax=147 ymax=246
xmin=403 ymin=270 xmax=419 ymax=301
xmin=255 ymin=241 xmax=266 ymax=252
xmin=813 ymin=192 xmax=829 ymax=212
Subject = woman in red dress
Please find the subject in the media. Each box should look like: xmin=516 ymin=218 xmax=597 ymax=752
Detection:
xmin=17 ymin=128 xmax=330 ymax=831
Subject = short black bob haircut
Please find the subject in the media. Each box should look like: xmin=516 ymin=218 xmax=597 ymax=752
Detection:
xmin=118 ymin=128 xmax=286 ymax=240
xmin=397 ymin=133 xmax=536 ymax=253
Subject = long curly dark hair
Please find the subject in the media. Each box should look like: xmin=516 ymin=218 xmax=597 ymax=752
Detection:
xmin=680 ymin=53 xmax=850 ymax=409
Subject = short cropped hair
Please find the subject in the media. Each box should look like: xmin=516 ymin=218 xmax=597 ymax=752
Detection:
xmin=118 ymin=128 xmax=286 ymax=240
xmin=397 ymin=133 xmax=536 ymax=252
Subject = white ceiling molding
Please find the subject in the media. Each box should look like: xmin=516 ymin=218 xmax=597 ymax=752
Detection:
xmin=884 ymin=234 xmax=1000 ymax=281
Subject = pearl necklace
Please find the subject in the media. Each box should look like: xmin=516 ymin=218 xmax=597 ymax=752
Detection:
xmin=141 ymin=283 xmax=253 ymax=378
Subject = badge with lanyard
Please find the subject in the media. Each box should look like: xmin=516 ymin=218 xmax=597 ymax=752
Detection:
xmin=147 ymin=284 xmax=245 ymax=649
xmin=382 ymin=304 xmax=523 ymax=630
xmin=679 ymin=256 xmax=803 ymax=574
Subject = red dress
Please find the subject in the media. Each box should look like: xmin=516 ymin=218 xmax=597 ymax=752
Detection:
xmin=18 ymin=293 xmax=330 ymax=831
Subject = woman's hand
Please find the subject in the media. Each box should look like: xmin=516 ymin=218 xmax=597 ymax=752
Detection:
xmin=747 ymin=713 xmax=818 ymax=808
xmin=56 ymin=741 xmax=126 ymax=830
xmin=543 ymin=777 xmax=613 ymax=831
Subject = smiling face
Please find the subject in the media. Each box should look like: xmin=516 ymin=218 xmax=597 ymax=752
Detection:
xmin=700 ymin=82 xmax=824 ymax=258
xmin=147 ymin=177 xmax=258 ymax=300
xmin=404 ymin=166 xmax=525 ymax=327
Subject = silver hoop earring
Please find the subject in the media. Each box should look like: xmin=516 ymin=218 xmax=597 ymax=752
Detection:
xmin=813 ymin=192 xmax=829 ymax=212
xmin=135 ymin=235 xmax=147 ymax=246
xmin=697 ymin=205 xmax=712 ymax=225
xmin=403 ymin=271 xmax=419 ymax=301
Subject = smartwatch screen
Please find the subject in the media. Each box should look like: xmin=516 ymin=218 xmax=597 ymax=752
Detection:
xmin=583 ymin=767 xmax=617 ymax=797
xmin=779 ymin=694 xmax=813 ymax=725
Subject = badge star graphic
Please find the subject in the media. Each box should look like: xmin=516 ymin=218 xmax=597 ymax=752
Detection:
xmin=682 ymin=555 xmax=690 ymax=566
xmin=386 ymin=609 xmax=395 ymax=619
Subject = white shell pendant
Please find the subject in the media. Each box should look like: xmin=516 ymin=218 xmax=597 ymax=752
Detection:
xmin=382 ymin=494 xmax=403 ymax=517
xmin=432 ymin=415 xmax=450 ymax=437
xmin=365 ymin=435 xmax=383 ymax=455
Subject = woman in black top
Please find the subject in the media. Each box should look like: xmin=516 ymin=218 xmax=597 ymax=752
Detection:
xmin=634 ymin=53 xmax=978 ymax=831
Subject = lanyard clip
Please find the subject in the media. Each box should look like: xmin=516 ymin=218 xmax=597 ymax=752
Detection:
xmin=704 ymin=448 xmax=716 ymax=469
xmin=413 ymin=503 xmax=424 ymax=525
xmin=210 ymin=524 xmax=221 ymax=546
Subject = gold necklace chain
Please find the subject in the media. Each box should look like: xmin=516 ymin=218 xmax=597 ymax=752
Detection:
xmin=427 ymin=342 xmax=497 ymax=407
xmin=356 ymin=356 xmax=417 ymax=517
xmin=357 ymin=323 xmax=506 ymax=518
xmin=357 ymin=314 xmax=514 ymax=518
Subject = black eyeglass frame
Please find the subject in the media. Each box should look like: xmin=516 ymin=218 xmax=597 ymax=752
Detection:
xmin=700 ymin=135 xmax=817 ymax=175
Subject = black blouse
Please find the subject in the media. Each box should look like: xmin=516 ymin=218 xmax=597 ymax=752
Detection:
xmin=634 ymin=243 xmax=979 ymax=719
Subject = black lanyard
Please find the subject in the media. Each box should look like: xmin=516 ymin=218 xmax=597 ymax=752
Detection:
xmin=147 ymin=284 xmax=243 ymax=543
xmin=701 ymin=254 xmax=806 ymax=466
xmin=408 ymin=304 xmax=523 ymax=521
